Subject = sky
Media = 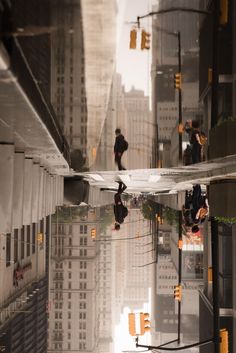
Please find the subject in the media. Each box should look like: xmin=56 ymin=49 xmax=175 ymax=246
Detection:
xmin=116 ymin=0 xmax=153 ymax=96
xmin=114 ymin=3 xmax=153 ymax=352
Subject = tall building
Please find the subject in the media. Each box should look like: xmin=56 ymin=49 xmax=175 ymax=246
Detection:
xmin=49 ymin=205 xmax=115 ymax=353
xmin=124 ymin=87 xmax=152 ymax=169
xmin=50 ymin=0 xmax=88 ymax=170
xmin=49 ymin=207 xmax=99 ymax=352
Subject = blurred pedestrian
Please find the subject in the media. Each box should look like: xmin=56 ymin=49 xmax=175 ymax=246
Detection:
xmin=114 ymin=182 xmax=128 ymax=230
xmin=114 ymin=128 xmax=128 ymax=170
xmin=183 ymin=144 xmax=192 ymax=165
xmin=190 ymin=120 xmax=202 ymax=164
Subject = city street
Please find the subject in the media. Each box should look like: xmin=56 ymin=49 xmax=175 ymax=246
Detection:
xmin=77 ymin=154 xmax=236 ymax=196
xmin=0 ymin=0 xmax=235 ymax=353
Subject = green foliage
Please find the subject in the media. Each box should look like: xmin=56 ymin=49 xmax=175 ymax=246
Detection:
xmin=141 ymin=200 xmax=160 ymax=221
xmin=100 ymin=208 xmax=114 ymax=234
xmin=52 ymin=206 xmax=88 ymax=223
xmin=162 ymin=207 xmax=179 ymax=229
xmin=215 ymin=216 xmax=236 ymax=225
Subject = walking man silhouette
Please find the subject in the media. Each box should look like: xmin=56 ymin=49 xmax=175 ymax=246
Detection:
xmin=114 ymin=128 xmax=128 ymax=170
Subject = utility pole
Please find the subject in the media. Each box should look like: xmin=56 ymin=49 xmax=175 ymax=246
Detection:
xmin=177 ymin=32 xmax=182 ymax=163
xmin=177 ymin=210 xmax=182 ymax=343
xmin=211 ymin=0 xmax=220 ymax=351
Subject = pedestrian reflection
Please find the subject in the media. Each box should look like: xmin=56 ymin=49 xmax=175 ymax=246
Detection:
xmin=113 ymin=182 xmax=128 ymax=230
xmin=182 ymin=184 xmax=209 ymax=234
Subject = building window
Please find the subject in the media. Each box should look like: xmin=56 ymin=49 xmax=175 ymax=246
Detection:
xmin=6 ymin=233 xmax=11 ymax=267
xmin=27 ymin=225 xmax=31 ymax=257
xmin=14 ymin=229 xmax=18 ymax=263
xmin=68 ymin=272 xmax=72 ymax=279
xmin=68 ymin=261 xmax=72 ymax=269
xmin=80 ymin=293 xmax=86 ymax=299
xmin=21 ymin=227 xmax=24 ymax=259
xmin=32 ymin=223 xmax=36 ymax=254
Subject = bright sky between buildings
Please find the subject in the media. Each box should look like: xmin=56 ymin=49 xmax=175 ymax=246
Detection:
xmin=116 ymin=0 xmax=152 ymax=96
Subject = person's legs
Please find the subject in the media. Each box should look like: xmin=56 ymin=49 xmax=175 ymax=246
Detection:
xmin=115 ymin=153 xmax=123 ymax=170
xmin=191 ymin=144 xmax=201 ymax=164
xmin=118 ymin=182 xmax=123 ymax=193
xmin=120 ymin=182 xmax=127 ymax=193
xmin=117 ymin=182 xmax=127 ymax=194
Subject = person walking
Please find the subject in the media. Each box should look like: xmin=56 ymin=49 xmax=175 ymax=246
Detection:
xmin=114 ymin=182 xmax=128 ymax=230
xmin=114 ymin=128 xmax=128 ymax=170
xmin=190 ymin=120 xmax=202 ymax=164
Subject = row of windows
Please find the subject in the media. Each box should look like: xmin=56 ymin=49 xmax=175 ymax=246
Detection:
xmin=53 ymin=343 xmax=86 ymax=351
xmin=65 ymin=248 xmax=88 ymax=257
xmin=6 ymin=223 xmax=40 ymax=266
xmin=54 ymin=225 xmax=87 ymax=236
xmin=159 ymin=275 xmax=176 ymax=279
xmin=159 ymin=116 xmax=176 ymax=120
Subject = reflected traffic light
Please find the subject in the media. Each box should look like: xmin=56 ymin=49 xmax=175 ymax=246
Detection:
xmin=174 ymin=73 xmax=182 ymax=89
xmin=174 ymin=285 xmax=182 ymax=301
xmin=140 ymin=312 xmax=151 ymax=335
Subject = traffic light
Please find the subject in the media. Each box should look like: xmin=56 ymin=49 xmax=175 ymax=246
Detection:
xmin=129 ymin=29 xmax=137 ymax=49
xmin=174 ymin=285 xmax=182 ymax=301
xmin=37 ymin=233 xmax=43 ymax=243
xmin=91 ymin=228 xmax=96 ymax=239
xmin=208 ymin=67 xmax=212 ymax=84
xmin=178 ymin=123 xmax=184 ymax=134
xmin=128 ymin=313 xmax=136 ymax=336
xmin=174 ymin=73 xmax=182 ymax=89
xmin=220 ymin=328 xmax=228 ymax=353
xmin=156 ymin=214 xmax=163 ymax=224
xmin=208 ymin=266 xmax=213 ymax=283
xmin=140 ymin=312 xmax=151 ymax=335
xmin=220 ymin=0 xmax=228 ymax=25
xmin=178 ymin=239 xmax=183 ymax=249
xmin=141 ymin=30 xmax=151 ymax=50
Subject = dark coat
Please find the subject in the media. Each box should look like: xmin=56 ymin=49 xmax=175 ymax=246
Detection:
xmin=114 ymin=193 xmax=128 ymax=224
xmin=114 ymin=134 xmax=125 ymax=154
